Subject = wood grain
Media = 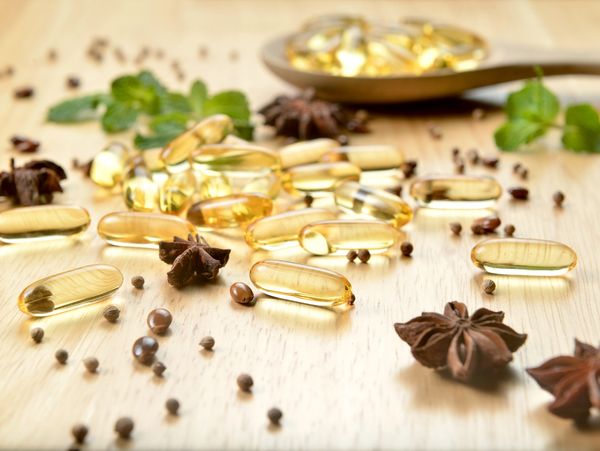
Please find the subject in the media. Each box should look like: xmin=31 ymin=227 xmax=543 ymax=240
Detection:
xmin=1 ymin=0 xmax=600 ymax=449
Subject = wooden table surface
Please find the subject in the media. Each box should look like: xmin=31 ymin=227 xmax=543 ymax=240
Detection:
xmin=1 ymin=0 xmax=600 ymax=449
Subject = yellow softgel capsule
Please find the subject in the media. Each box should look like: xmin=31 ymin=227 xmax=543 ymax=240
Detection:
xmin=159 ymin=172 xmax=196 ymax=214
xmin=187 ymin=193 xmax=273 ymax=228
xmin=409 ymin=175 xmax=502 ymax=209
xmin=122 ymin=155 xmax=159 ymax=212
xmin=245 ymin=208 xmax=337 ymax=250
xmin=299 ymin=219 xmax=398 ymax=255
xmin=249 ymin=259 xmax=353 ymax=308
xmin=18 ymin=264 xmax=123 ymax=317
xmin=90 ymin=142 xmax=133 ymax=188
xmin=97 ymin=212 xmax=196 ymax=248
xmin=196 ymin=173 xmax=234 ymax=200
xmin=192 ymin=144 xmax=280 ymax=174
xmin=334 ymin=181 xmax=412 ymax=228
xmin=323 ymin=145 xmax=404 ymax=171
xmin=471 ymin=238 xmax=577 ymax=276
xmin=282 ymin=162 xmax=361 ymax=195
xmin=279 ymin=138 xmax=339 ymax=169
xmin=0 ymin=205 xmax=90 ymax=243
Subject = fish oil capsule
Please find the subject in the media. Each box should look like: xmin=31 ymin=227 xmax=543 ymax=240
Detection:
xmin=249 ymin=259 xmax=353 ymax=308
xmin=245 ymin=208 xmax=337 ymax=250
xmin=282 ymin=162 xmax=361 ymax=195
xmin=187 ymin=193 xmax=273 ymax=228
xmin=241 ymin=171 xmax=281 ymax=198
xmin=159 ymin=172 xmax=196 ymax=214
xmin=90 ymin=142 xmax=134 ymax=188
xmin=160 ymin=115 xmax=233 ymax=173
xmin=471 ymin=238 xmax=577 ymax=276
xmin=98 ymin=212 xmax=196 ymax=248
xmin=299 ymin=219 xmax=398 ymax=255
xmin=409 ymin=175 xmax=502 ymax=209
xmin=196 ymin=173 xmax=233 ymax=199
xmin=192 ymin=144 xmax=281 ymax=173
xmin=0 ymin=205 xmax=90 ymax=243
xmin=323 ymin=145 xmax=404 ymax=171
xmin=334 ymin=181 xmax=412 ymax=228
xmin=142 ymin=148 xmax=168 ymax=186
xmin=279 ymin=138 xmax=339 ymax=169
xmin=18 ymin=264 xmax=123 ymax=317
xmin=123 ymin=155 xmax=159 ymax=212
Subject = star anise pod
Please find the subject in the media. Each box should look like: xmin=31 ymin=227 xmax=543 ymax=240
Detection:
xmin=527 ymin=339 xmax=600 ymax=422
xmin=0 ymin=158 xmax=66 ymax=205
xmin=394 ymin=301 xmax=527 ymax=382
xmin=158 ymin=234 xmax=230 ymax=288
xmin=259 ymin=88 xmax=369 ymax=141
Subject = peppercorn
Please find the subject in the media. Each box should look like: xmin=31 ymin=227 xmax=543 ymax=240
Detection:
xmin=519 ymin=167 xmax=528 ymax=180
xmin=455 ymin=159 xmax=465 ymax=174
xmin=482 ymin=279 xmax=496 ymax=295
xmin=508 ymin=187 xmax=529 ymax=200
xmin=481 ymin=156 xmax=499 ymax=168
xmin=449 ymin=222 xmax=462 ymax=235
xmin=199 ymin=336 xmax=215 ymax=351
xmin=553 ymin=191 xmax=565 ymax=207
xmin=356 ymin=249 xmax=370 ymax=263
xmin=131 ymin=275 xmax=145 ymax=289
xmin=14 ymin=86 xmax=34 ymax=98
xmin=400 ymin=160 xmax=418 ymax=178
xmin=346 ymin=250 xmax=358 ymax=262
xmin=303 ymin=194 xmax=314 ymax=207
xmin=132 ymin=336 xmax=159 ymax=365
xmin=66 ymin=76 xmax=80 ymax=89
xmin=55 ymin=349 xmax=68 ymax=364
xmin=467 ymin=149 xmax=479 ymax=164
xmin=230 ymin=282 xmax=255 ymax=306
xmin=83 ymin=357 xmax=99 ymax=373
xmin=513 ymin=162 xmax=522 ymax=173
xmin=166 ymin=398 xmax=180 ymax=415
xmin=267 ymin=407 xmax=283 ymax=425
xmin=152 ymin=361 xmax=166 ymax=377
xmin=427 ymin=123 xmax=442 ymax=140
xmin=103 ymin=305 xmax=120 ymax=323
xmin=451 ymin=147 xmax=460 ymax=158
xmin=147 ymin=308 xmax=172 ymax=335
xmin=471 ymin=224 xmax=485 ymax=235
xmin=114 ymin=417 xmax=134 ymax=439
xmin=71 ymin=424 xmax=88 ymax=444
xmin=504 ymin=224 xmax=516 ymax=237
xmin=400 ymin=241 xmax=413 ymax=257
xmin=30 ymin=327 xmax=44 ymax=343
xmin=237 ymin=373 xmax=253 ymax=392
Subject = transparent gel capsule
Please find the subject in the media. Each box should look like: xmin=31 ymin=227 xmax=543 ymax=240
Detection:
xmin=191 ymin=144 xmax=280 ymax=174
xmin=249 ymin=259 xmax=353 ymax=308
xmin=90 ymin=142 xmax=133 ymax=188
xmin=279 ymin=138 xmax=339 ymax=169
xmin=159 ymin=172 xmax=196 ymax=214
xmin=142 ymin=148 xmax=168 ymax=186
xmin=245 ymin=208 xmax=337 ymax=250
xmin=123 ymin=155 xmax=159 ymax=212
xmin=409 ymin=175 xmax=502 ymax=209
xmin=299 ymin=219 xmax=398 ymax=255
xmin=18 ymin=264 xmax=123 ymax=317
xmin=282 ymin=162 xmax=361 ymax=196
xmin=97 ymin=212 xmax=196 ymax=248
xmin=187 ymin=193 xmax=273 ymax=228
xmin=241 ymin=171 xmax=281 ymax=198
xmin=334 ymin=181 xmax=412 ymax=228
xmin=0 ymin=205 xmax=90 ymax=243
xmin=471 ymin=238 xmax=577 ymax=276
xmin=323 ymin=145 xmax=404 ymax=171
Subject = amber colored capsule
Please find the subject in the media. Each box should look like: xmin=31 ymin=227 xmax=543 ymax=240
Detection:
xmin=187 ymin=194 xmax=273 ymax=228
xmin=279 ymin=138 xmax=339 ymax=169
xmin=323 ymin=145 xmax=404 ymax=171
xmin=471 ymin=238 xmax=577 ymax=276
xmin=97 ymin=212 xmax=196 ymax=248
xmin=244 ymin=208 xmax=337 ymax=250
xmin=90 ymin=142 xmax=133 ymax=188
xmin=249 ymin=259 xmax=353 ymax=308
xmin=159 ymin=172 xmax=196 ymax=214
xmin=191 ymin=144 xmax=280 ymax=173
xmin=0 ymin=205 xmax=90 ymax=243
xmin=122 ymin=155 xmax=159 ymax=212
xmin=409 ymin=174 xmax=502 ymax=209
xmin=282 ymin=162 xmax=361 ymax=195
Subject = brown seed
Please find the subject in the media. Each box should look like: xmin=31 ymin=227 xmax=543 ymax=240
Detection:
xmin=427 ymin=123 xmax=443 ymax=140
xmin=267 ymin=407 xmax=283 ymax=425
xmin=349 ymin=293 xmax=356 ymax=305
xmin=471 ymin=223 xmax=485 ymax=235
xmin=199 ymin=336 xmax=215 ymax=351
xmin=482 ymin=279 xmax=496 ymax=295
xmin=237 ymin=373 xmax=253 ymax=392
xmin=152 ymin=361 xmax=166 ymax=377
xmin=71 ymin=424 xmax=88 ymax=444
xmin=147 ymin=308 xmax=172 ymax=335
xmin=472 ymin=108 xmax=485 ymax=120
xmin=455 ymin=160 xmax=465 ymax=174
xmin=10 ymin=135 xmax=40 ymax=153
xmin=451 ymin=147 xmax=460 ymax=158
xmin=504 ymin=224 xmax=515 ymax=237
xmin=30 ymin=327 xmax=44 ymax=343
xmin=481 ymin=156 xmax=499 ymax=168
xmin=400 ymin=160 xmax=418 ymax=178
xmin=519 ymin=167 xmax=528 ymax=180
xmin=166 ymin=398 xmax=180 ymax=415
xmin=66 ymin=76 xmax=80 ymax=89
xmin=132 ymin=336 xmax=159 ymax=365
xmin=114 ymin=417 xmax=134 ymax=439
xmin=230 ymin=282 xmax=254 ymax=306
xmin=83 ymin=357 xmax=99 ymax=373
xmin=303 ymin=194 xmax=314 ymax=207
xmin=131 ymin=275 xmax=145 ymax=289
xmin=449 ymin=222 xmax=462 ymax=235
xmin=55 ymin=349 xmax=68 ymax=364
xmin=14 ymin=86 xmax=34 ymax=98
xmin=472 ymin=215 xmax=501 ymax=234
xmin=47 ymin=49 xmax=58 ymax=62
xmin=103 ymin=305 xmax=120 ymax=323
xmin=346 ymin=250 xmax=358 ymax=262
xmin=357 ymin=249 xmax=371 ymax=263
xmin=512 ymin=162 xmax=522 ymax=173
xmin=508 ymin=187 xmax=529 ymax=200
xmin=467 ymin=149 xmax=480 ymax=164
xmin=400 ymin=241 xmax=413 ymax=257
xmin=553 ymin=191 xmax=565 ymax=207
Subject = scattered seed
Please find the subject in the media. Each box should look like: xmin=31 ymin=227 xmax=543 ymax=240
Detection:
xmin=466 ymin=149 xmax=479 ymax=164
xmin=55 ymin=349 xmax=68 ymax=364
xmin=199 ymin=336 xmax=215 ymax=351
xmin=400 ymin=160 xmax=418 ymax=178
xmin=400 ymin=241 xmax=413 ymax=257
xmin=71 ymin=424 xmax=88 ymax=444
xmin=152 ymin=361 xmax=166 ymax=377
xmin=451 ymin=147 xmax=460 ymax=158
xmin=47 ymin=49 xmax=58 ymax=62
xmin=482 ymin=279 xmax=496 ymax=295
xmin=147 ymin=308 xmax=172 ymax=335
xmin=30 ymin=327 xmax=44 ymax=343
xmin=449 ymin=222 xmax=462 ymax=235
xmin=131 ymin=275 xmax=145 ymax=289
xmin=66 ymin=76 xmax=80 ymax=89
xmin=518 ymin=167 xmax=528 ymax=180
xmin=114 ymin=417 xmax=134 ymax=440
xmin=83 ymin=357 xmax=99 ymax=373
xmin=237 ymin=373 xmax=253 ymax=392
xmin=103 ymin=305 xmax=120 ymax=323
xmin=553 ymin=191 xmax=565 ymax=207
xmin=132 ymin=336 xmax=159 ymax=365
xmin=10 ymin=135 xmax=40 ymax=153
xmin=481 ymin=156 xmax=499 ymax=168
xmin=472 ymin=108 xmax=485 ymax=120
xmin=267 ymin=407 xmax=283 ymax=425
xmin=512 ymin=162 xmax=522 ymax=173
xmin=303 ymin=194 xmax=314 ymax=207
xmin=357 ymin=249 xmax=371 ymax=263
xmin=346 ymin=250 xmax=358 ymax=262
xmin=455 ymin=160 xmax=465 ymax=174
xmin=166 ymin=398 xmax=180 ymax=415
xmin=471 ymin=224 xmax=485 ymax=235
xmin=230 ymin=282 xmax=255 ymax=306
xmin=349 ymin=293 xmax=356 ymax=305
xmin=472 ymin=215 xmax=501 ymax=234
xmin=427 ymin=123 xmax=443 ymax=140
xmin=508 ymin=187 xmax=529 ymax=200
xmin=504 ymin=224 xmax=515 ymax=237
xmin=14 ymin=86 xmax=34 ymax=99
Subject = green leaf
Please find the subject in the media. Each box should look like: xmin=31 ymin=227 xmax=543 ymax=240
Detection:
xmin=505 ymin=79 xmax=560 ymax=124
xmin=47 ymin=94 xmax=110 ymax=123
xmin=137 ymin=70 xmax=167 ymax=95
xmin=562 ymin=104 xmax=600 ymax=152
xmin=101 ymin=102 xmax=139 ymax=133
xmin=111 ymin=75 xmax=159 ymax=113
xmin=149 ymin=112 xmax=190 ymax=133
xmin=233 ymin=120 xmax=254 ymax=141
xmin=203 ymin=90 xmax=251 ymax=120
xmin=189 ymin=80 xmax=208 ymax=115
xmin=134 ymin=131 xmax=181 ymax=150
xmin=494 ymin=120 xmax=545 ymax=151
xmin=158 ymin=92 xmax=192 ymax=114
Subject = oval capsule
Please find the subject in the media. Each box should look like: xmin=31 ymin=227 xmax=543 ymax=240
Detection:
xmin=471 ymin=238 xmax=577 ymax=276
xmin=122 ymin=155 xmax=159 ymax=212
xmin=334 ymin=181 xmax=412 ymax=228
xmin=249 ymin=259 xmax=353 ymax=308
xmin=18 ymin=264 xmax=123 ymax=317
xmin=245 ymin=208 xmax=337 ymax=250
xmin=159 ymin=172 xmax=196 ymax=214
xmin=0 ymin=205 xmax=90 ymax=243
xmin=90 ymin=142 xmax=133 ymax=188
xmin=299 ymin=219 xmax=398 ymax=255
xmin=323 ymin=145 xmax=404 ymax=171
xmin=98 ymin=212 xmax=196 ymax=248
xmin=187 ymin=193 xmax=273 ymax=228
xmin=282 ymin=162 xmax=361 ymax=195
xmin=191 ymin=144 xmax=280 ymax=174
xmin=279 ymin=138 xmax=339 ymax=169
xmin=409 ymin=175 xmax=502 ymax=208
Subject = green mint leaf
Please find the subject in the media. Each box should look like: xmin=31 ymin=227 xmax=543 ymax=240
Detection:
xmin=494 ymin=120 xmax=545 ymax=151
xmin=506 ymin=79 xmax=560 ymax=124
xmin=158 ymin=92 xmax=192 ymax=114
xmin=203 ymin=90 xmax=251 ymax=121
xmin=233 ymin=120 xmax=254 ymax=141
xmin=47 ymin=94 xmax=110 ymax=123
xmin=137 ymin=70 xmax=167 ymax=95
xmin=562 ymin=104 xmax=600 ymax=152
xmin=189 ymin=80 xmax=208 ymax=116
xmin=111 ymin=75 xmax=159 ymax=114
xmin=101 ymin=102 xmax=139 ymax=133
xmin=134 ymin=131 xmax=181 ymax=150
xmin=149 ymin=112 xmax=190 ymax=135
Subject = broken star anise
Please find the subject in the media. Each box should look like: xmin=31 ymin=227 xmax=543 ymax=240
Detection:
xmin=159 ymin=234 xmax=230 ymax=288
xmin=259 ymin=88 xmax=369 ymax=141
xmin=0 ymin=158 xmax=66 ymax=205
xmin=394 ymin=301 xmax=527 ymax=382
xmin=527 ymin=339 xmax=600 ymax=422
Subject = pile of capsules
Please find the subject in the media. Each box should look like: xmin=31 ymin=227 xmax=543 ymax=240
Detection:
xmin=0 ymin=114 xmax=577 ymax=317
